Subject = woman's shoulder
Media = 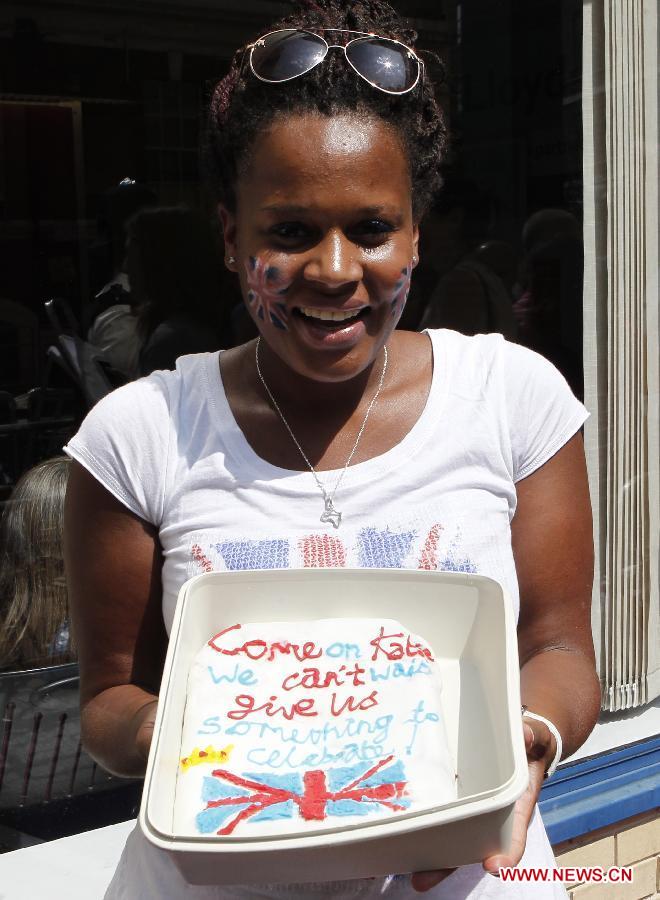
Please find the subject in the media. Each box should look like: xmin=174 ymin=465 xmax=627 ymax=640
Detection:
xmin=64 ymin=353 xmax=219 ymax=524
xmin=422 ymin=329 xmax=583 ymax=419
xmin=101 ymin=351 xmax=216 ymax=411
xmin=423 ymin=327 xmax=504 ymax=385
xmin=69 ymin=352 xmax=219 ymax=454
xmin=424 ymin=328 xmax=565 ymax=376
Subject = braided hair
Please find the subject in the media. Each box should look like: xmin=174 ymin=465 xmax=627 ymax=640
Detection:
xmin=205 ymin=0 xmax=447 ymax=221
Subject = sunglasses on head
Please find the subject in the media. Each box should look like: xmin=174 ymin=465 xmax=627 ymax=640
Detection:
xmin=248 ymin=28 xmax=423 ymax=96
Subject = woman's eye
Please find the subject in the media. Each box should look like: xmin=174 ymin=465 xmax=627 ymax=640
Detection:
xmin=349 ymin=219 xmax=395 ymax=244
xmin=269 ymin=222 xmax=311 ymax=243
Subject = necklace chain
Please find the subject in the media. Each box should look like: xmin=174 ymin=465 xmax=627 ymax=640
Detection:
xmin=255 ymin=337 xmax=388 ymax=527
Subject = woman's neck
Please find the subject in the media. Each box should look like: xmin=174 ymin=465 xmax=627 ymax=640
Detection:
xmin=247 ymin=338 xmax=387 ymax=422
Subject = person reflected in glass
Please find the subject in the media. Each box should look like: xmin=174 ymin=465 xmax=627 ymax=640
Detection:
xmin=126 ymin=206 xmax=231 ymax=375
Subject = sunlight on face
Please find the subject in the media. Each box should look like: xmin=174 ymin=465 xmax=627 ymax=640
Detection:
xmin=319 ymin=117 xmax=373 ymax=157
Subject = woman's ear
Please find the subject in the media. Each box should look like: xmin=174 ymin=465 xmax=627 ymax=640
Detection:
xmin=412 ymin=223 xmax=420 ymax=268
xmin=218 ymin=204 xmax=238 ymax=271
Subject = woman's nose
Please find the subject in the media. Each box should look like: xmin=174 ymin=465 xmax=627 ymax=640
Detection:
xmin=303 ymin=230 xmax=363 ymax=287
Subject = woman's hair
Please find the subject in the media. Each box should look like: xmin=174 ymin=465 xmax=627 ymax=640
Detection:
xmin=125 ymin=205 xmax=226 ymax=342
xmin=0 ymin=457 xmax=73 ymax=670
xmin=205 ymin=0 xmax=447 ymax=221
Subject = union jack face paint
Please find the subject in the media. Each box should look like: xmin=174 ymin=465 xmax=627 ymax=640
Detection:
xmin=246 ymin=256 xmax=291 ymax=331
xmin=390 ymin=264 xmax=412 ymax=318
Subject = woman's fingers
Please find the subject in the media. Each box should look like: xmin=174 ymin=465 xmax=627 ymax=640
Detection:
xmin=524 ymin=719 xmax=557 ymax=767
xmin=481 ymin=764 xmax=541 ymax=873
xmin=412 ymin=721 xmax=555 ymax=886
xmin=482 ymin=721 xmax=552 ymax=874
xmin=410 ymin=869 xmax=456 ymax=892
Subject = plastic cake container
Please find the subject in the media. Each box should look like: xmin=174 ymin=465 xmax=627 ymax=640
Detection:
xmin=140 ymin=568 xmax=528 ymax=884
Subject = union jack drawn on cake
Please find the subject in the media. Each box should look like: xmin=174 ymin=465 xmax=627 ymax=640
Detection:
xmin=196 ymin=755 xmax=410 ymax=835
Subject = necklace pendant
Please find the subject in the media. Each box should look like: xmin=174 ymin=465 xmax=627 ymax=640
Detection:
xmin=320 ymin=496 xmax=342 ymax=529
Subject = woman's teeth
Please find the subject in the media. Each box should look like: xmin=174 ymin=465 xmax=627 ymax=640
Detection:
xmin=298 ymin=306 xmax=364 ymax=322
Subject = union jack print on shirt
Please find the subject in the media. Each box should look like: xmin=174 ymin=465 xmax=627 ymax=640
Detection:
xmin=189 ymin=523 xmax=477 ymax=576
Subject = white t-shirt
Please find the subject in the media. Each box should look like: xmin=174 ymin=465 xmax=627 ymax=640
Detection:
xmin=66 ymin=329 xmax=585 ymax=899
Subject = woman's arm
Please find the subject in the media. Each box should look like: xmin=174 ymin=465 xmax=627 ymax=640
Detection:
xmin=63 ymin=461 xmax=168 ymax=777
xmin=413 ymin=431 xmax=600 ymax=891
xmin=482 ymin=430 xmax=600 ymax=873
xmin=515 ymin=430 xmax=600 ymax=762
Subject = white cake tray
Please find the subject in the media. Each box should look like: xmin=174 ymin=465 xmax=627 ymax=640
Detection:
xmin=140 ymin=568 xmax=528 ymax=885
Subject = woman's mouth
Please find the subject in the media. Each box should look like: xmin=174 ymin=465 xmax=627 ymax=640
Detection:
xmin=294 ymin=305 xmax=370 ymax=328
xmin=291 ymin=304 xmax=371 ymax=348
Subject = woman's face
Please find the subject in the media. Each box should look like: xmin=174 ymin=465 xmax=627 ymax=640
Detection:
xmin=220 ymin=113 xmax=418 ymax=383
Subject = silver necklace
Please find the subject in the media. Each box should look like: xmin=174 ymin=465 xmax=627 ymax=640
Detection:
xmin=255 ymin=337 xmax=388 ymax=529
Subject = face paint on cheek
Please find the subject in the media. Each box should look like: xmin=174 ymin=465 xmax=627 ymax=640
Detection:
xmin=390 ymin=264 xmax=412 ymax=318
xmin=245 ymin=256 xmax=293 ymax=331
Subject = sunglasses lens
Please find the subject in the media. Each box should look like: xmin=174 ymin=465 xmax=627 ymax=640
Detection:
xmin=252 ymin=30 xmax=327 ymax=82
xmin=346 ymin=38 xmax=418 ymax=93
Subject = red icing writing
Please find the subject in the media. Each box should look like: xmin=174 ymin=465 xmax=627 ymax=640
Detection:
xmin=281 ymin=665 xmax=366 ymax=692
xmin=208 ymin=624 xmax=323 ymax=662
xmin=369 ymin=626 xmax=434 ymax=662
xmin=330 ymin=690 xmax=379 ymax=717
xmin=227 ymin=694 xmax=318 ymax=721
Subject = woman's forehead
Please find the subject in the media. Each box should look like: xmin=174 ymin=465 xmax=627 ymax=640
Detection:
xmin=238 ymin=112 xmax=411 ymax=207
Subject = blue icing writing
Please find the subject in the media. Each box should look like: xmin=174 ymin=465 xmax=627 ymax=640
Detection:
xmin=369 ymin=660 xmax=432 ymax=681
xmin=247 ymin=740 xmax=392 ymax=770
xmin=198 ymin=716 xmax=222 ymax=736
xmin=357 ymin=527 xmax=417 ymax=568
xmin=227 ymin=715 xmax=393 ymax=747
xmin=325 ymin=641 xmax=361 ymax=660
xmin=216 ymin=539 xmax=289 ymax=570
xmin=207 ymin=664 xmax=257 ymax=686
xmin=223 ymin=720 xmax=250 ymax=737
xmin=403 ymin=700 xmax=440 ymax=755
xmin=198 ymin=715 xmax=395 ymax=748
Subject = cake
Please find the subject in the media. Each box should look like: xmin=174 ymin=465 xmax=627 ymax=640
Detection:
xmin=173 ymin=618 xmax=456 ymax=838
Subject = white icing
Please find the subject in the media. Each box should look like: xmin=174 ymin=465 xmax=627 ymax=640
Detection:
xmin=173 ymin=618 xmax=456 ymax=838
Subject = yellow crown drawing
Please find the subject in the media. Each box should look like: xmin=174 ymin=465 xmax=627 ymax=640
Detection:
xmin=180 ymin=744 xmax=234 ymax=771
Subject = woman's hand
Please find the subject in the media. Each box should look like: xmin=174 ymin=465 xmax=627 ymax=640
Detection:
xmin=410 ymin=719 xmax=555 ymax=892
xmin=481 ymin=719 xmax=554 ymax=874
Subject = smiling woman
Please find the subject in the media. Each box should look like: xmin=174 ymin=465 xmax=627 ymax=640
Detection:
xmin=221 ymin=113 xmax=416 ymax=377
xmin=62 ymin=1 xmax=600 ymax=898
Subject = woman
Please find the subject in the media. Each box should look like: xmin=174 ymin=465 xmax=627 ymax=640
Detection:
xmin=0 ymin=456 xmax=73 ymax=670
xmin=63 ymin=1 xmax=600 ymax=897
